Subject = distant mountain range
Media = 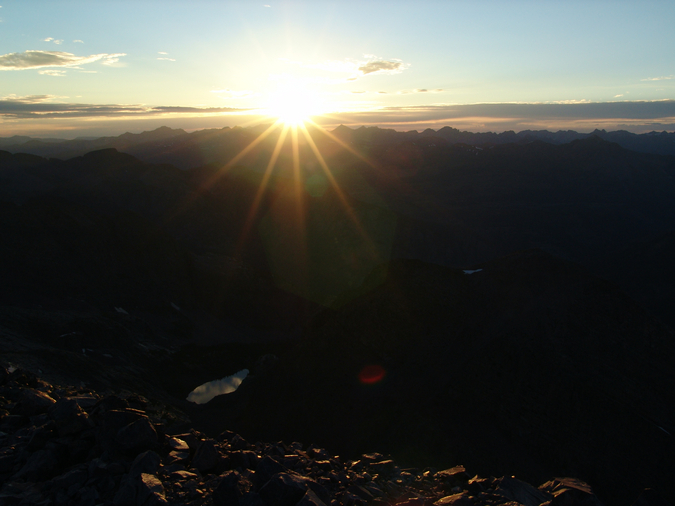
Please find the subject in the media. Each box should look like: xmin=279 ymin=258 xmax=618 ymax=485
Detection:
xmin=2 ymin=124 xmax=675 ymax=169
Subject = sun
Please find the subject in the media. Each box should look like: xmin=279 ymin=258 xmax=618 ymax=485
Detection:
xmin=264 ymin=82 xmax=324 ymax=126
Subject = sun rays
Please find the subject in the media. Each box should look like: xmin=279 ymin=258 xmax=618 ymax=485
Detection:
xmin=160 ymin=106 xmax=391 ymax=307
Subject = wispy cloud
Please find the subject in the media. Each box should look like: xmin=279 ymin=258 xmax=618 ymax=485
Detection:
xmin=101 ymin=53 xmax=125 ymax=66
xmin=73 ymin=40 xmax=84 ymax=44
xmin=158 ymin=51 xmax=168 ymax=55
xmin=281 ymin=55 xmax=410 ymax=81
xmin=641 ymin=75 xmax=675 ymax=81
xmin=358 ymin=60 xmax=406 ymax=75
xmin=0 ymin=50 xmax=126 ymax=70
xmin=263 ymin=4 xmax=271 ymax=7
xmin=0 ymin=95 xmax=251 ymax=119
xmin=43 ymin=37 xmax=64 ymax=45
xmin=38 ymin=69 xmax=66 ymax=77
xmin=157 ymin=57 xmax=176 ymax=61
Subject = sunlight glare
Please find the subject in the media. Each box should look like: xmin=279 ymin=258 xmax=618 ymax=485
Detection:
xmin=265 ymin=82 xmax=324 ymax=126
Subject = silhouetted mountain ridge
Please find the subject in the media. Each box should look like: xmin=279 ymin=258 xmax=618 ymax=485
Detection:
xmin=3 ymin=124 xmax=675 ymax=169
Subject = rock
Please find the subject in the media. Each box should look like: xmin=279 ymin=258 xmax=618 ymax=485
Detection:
xmin=192 ymin=438 xmax=221 ymax=472
xmin=433 ymin=493 xmax=473 ymax=506
xmin=166 ymin=449 xmax=190 ymax=465
xmin=213 ymin=470 xmax=255 ymax=506
xmin=254 ymin=455 xmax=287 ymax=489
xmin=27 ymin=420 xmax=57 ymax=451
xmin=138 ymin=472 xmax=167 ymax=505
xmin=369 ymin=459 xmax=396 ymax=477
xmin=231 ymin=450 xmax=260 ymax=470
xmin=539 ymin=478 xmax=602 ymax=505
xmin=494 ymin=476 xmax=552 ymax=506
xmin=69 ymin=395 xmax=99 ymax=409
xmin=170 ymin=469 xmax=198 ymax=480
xmin=297 ymin=489 xmax=327 ymax=506
xmin=436 ymin=466 xmax=469 ymax=483
xmin=13 ymin=448 xmax=58 ymax=481
xmin=129 ymin=450 xmax=161 ymax=477
xmin=13 ymin=389 xmax=56 ymax=416
xmin=230 ymin=433 xmax=250 ymax=450
xmin=259 ymin=472 xmax=313 ymax=506
xmin=49 ymin=398 xmax=91 ymax=436
xmin=47 ymin=466 xmax=88 ymax=492
xmin=75 ymin=485 xmax=100 ymax=506
xmin=116 ymin=417 xmax=158 ymax=454
xmin=114 ymin=480 xmax=137 ymax=506
xmin=167 ymin=436 xmax=189 ymax=452
xmin=8 ymin=368 xmax=38 ymax=388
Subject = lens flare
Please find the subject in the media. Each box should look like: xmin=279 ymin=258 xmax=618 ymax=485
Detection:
xmin=359 ymin=364 xmax=386 ymax=384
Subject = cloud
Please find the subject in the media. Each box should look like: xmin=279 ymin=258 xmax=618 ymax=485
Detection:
xmin=614 ymin=94 xmax=624 ymax=98
xmin=1 ymin=94 xmax=60 ymax=103
xmin=642 ymin=75 xmax=675 ymax=81
xmin=263 ymin=4 xmax=271 ymax=7
xmin=73 ymin=40 xmax=83 ymax=43
xmin=0 ymin=50 xmax=126 ymax=70
xmin=0 ymin=95 xmax=252 ymax=119
xmin=325 ymin=100 xmax=675 ymax=132
xmin=43 ymin=37 xmax=64 ymax=45
xmin=101 ymin=53 xmax=125 ymax=66
xmin=282 ymin=55 xmax=409 ymax=80
xmin=38 ymin=69 xmax=66 ymax=77
xmin=157 ymin=57 xmax=176 ymax=61
xmin=358 ymin=60 xmax=405 ymax=75
xmin=158 ymin=51 xmax=168 ymax=55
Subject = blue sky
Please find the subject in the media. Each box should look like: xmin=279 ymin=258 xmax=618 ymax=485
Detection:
xmin=1 ymin=1 xmax=675 ymax=137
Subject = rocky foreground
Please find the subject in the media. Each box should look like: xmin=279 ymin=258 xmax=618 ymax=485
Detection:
xmin=0 ymin=366 xmax=667 ymax=506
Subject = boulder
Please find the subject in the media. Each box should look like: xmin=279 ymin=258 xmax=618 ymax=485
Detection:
xmin=213 ymin=470 xmax=256 ymax=506
xmin=137 ymin=473 xmax=167 ymax=505
xmin=254 ymin=455 xmax=286 ymax=489
xmin=494 ymin=476 xmax=552 ymax=506
xmin=13 ymin=448 xmax=58 ymax=481
xmin=192 ymin=438 xmax=221 ymax=472
xmin=539 ymin=478 xmax=603 ymax=505
xmin=259 ymin=473 xmax=312 ymax=506
xmin=116 ymin=417 xmax=158 ymax=454
xmin=13 ymin=389 xmax=56 ymax=416
xmin=297 ymin=490 xmax=327 ymax=506
xmin=48 ymin=398 xmax=91 ymax=436
xmin=129 ymin=450 xmax=161 ymax=477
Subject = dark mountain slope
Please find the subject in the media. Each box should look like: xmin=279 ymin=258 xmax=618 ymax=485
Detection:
xmin=194 ymin=252 xmax=675 ymax=506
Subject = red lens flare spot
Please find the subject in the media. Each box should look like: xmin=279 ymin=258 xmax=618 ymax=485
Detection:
xmin=359 ymin=365 xmax=386 ymax=384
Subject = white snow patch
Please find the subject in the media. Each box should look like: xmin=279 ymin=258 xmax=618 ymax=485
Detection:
xmin=171 ymin=302 xmax=181 ymax=311
xmin=463 ymin=269 xmax=483 ymax=275
xmin=115 ymin=307 xmax=128 ymax=314
xmin=187 ymin=369 xmax=249 ymax=405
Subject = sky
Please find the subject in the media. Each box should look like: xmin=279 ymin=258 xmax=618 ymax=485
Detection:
xmin=1 ymin=0 xmax=675 ymax=138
